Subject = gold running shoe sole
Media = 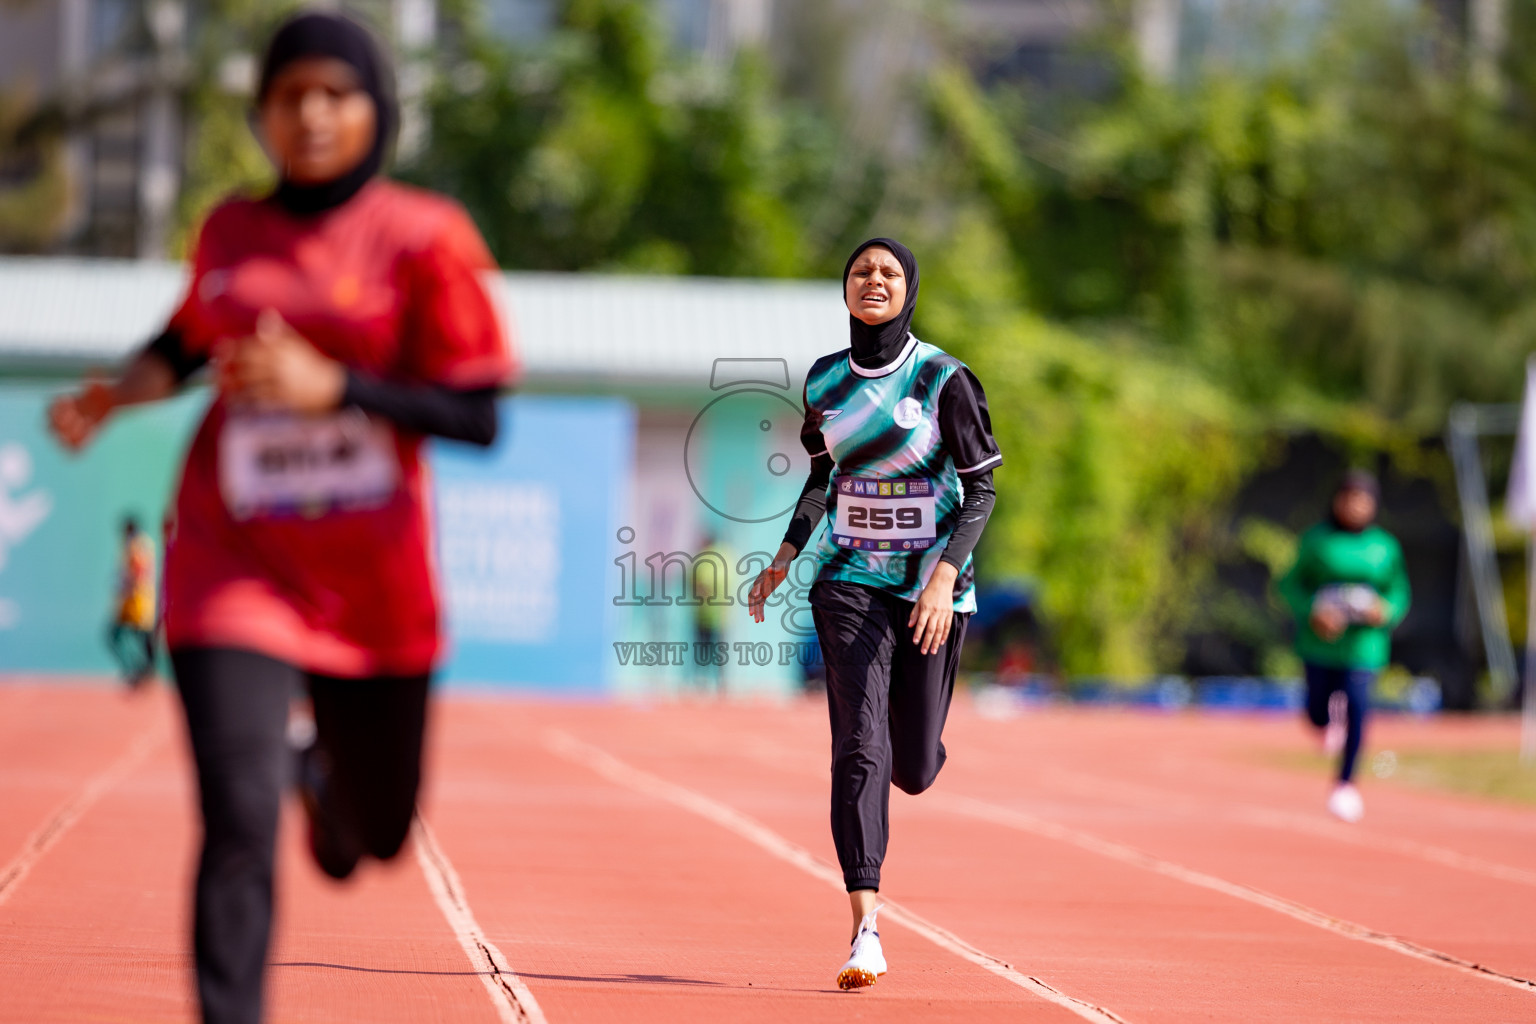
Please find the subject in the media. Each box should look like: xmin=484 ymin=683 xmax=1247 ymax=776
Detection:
xmin=837 ymin=967 xmax=883 ymax=990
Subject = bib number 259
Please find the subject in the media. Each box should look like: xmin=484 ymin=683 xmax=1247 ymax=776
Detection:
xmin=844 ymin=506 xmax=924 ymax=531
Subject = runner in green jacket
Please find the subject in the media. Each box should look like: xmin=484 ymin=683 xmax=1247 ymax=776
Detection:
xmin=1277 ymin=470 xmax=1410 ymax=822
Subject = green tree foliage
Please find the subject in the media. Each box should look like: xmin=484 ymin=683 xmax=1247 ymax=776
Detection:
xmin=0 ymin=89 xmax=69 ymax=252
xmin=913 ymin=207 xmax=1254 ymax=677
xmin=162 ymin=0 xmax=1536 ymax=678
xmin=947 ymin=1 xmax=1536 ymax=430
xmin=407 ymin=0 xmax=876 ymax=275
xmin=917 ymin=2 xmax=1536 ymax=675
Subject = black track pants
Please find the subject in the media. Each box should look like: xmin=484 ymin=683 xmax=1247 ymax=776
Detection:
xmin=811 ymin=580 xmax=970 ymax=893
xmin=171 ymin=647 xmax=429 ymax=1024
xmin=1303 ymin=662 xmax=1373 ymax=783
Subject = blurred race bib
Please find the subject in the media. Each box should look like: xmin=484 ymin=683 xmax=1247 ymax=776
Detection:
xmin=831 ymin=476 xmax=938 ymax=552
xmin=1312 ymin=584 xmax=1379 ymax=624
xmin=219 ymin=410 xmax=400 ymax=521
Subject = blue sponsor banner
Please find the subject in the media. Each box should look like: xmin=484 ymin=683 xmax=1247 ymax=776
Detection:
xmin=432 ymin=395 xmax=634 ymax=691
xmin=0 ymin=384 xmax=634 ymax=690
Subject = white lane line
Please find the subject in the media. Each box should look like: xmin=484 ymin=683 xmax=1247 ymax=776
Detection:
xmin=733 ymin=730 xmax=1536 ymax=892
xmin=1040 ymin=766 xmax=1536 ymax=889
xmin=0 ymin=720 xmax=165 ymax=908
xmin=543 ymin=729 xmax=1132 ymax=1024
xmin=1237 ymin=805 xmax=1536 ymax=887
xmin=933 ymin=792 xmax=1536 ymax=995
xmin=413 ymin=818 xmax=549 ymax=1024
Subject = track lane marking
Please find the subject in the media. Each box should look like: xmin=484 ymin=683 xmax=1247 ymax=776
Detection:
xmin=0 ymin=719 xmax=166 ymax=908
xmin=544 ymin=728 xmax=1132 ymax=1024
xmin=932 ymin=791 xmax=1536 ymax=994
xmin=413 ymin=817 xmax=549 ymax=1024
xmin=1039 ymin=764 xmax=1536 ymax=889
xmin=732 ymin=728 xmax=1536 ymax=891
xmin=674 ymin=724 xmax=1536 ymax=995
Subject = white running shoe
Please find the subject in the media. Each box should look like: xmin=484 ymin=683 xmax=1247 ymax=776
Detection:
xmin=1327 ymin=783 xmax=1364 ymax=823
xmin=837 ymin=906 xmax=887 ymax=990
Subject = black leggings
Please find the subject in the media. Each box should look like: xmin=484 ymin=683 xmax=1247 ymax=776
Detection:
xmin=1303 ymin=662 xmax=1372 ymax=783
xmin=812 ymin=580 xmax=970 ymax=893
xmin=172 ymin=647 xmax=430 ymax=1024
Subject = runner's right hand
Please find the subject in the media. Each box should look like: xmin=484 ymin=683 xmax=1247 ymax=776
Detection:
xmin=1309 ymin=605 xmax=1346 ymax=642
xmin=47 ymin=380 xmax=115 ymax=451
xmin=748 ymin=542 xmax=798 ymax=623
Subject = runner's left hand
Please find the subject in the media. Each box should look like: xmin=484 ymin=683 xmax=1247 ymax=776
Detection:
xmin=910 ymin=562 xmax=958 ymax=655
xmin=217 ymin=309 xmax=347 ymax=414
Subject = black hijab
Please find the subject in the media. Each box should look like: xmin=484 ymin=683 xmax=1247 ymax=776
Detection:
xmin=257 ymin=10 xmax=398 ymax=216
xmin=843 ymin=238 xmax=920 ymax=370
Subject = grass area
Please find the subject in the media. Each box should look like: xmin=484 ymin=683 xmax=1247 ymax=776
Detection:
xmin=1275 ymin=748 xmax=1536 ymax=808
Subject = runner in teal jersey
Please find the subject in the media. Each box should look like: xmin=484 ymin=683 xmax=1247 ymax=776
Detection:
xmin=749 ymin=238 xmax=1002 ymax=990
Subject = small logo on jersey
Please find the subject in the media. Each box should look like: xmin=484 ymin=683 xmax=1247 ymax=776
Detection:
xmin=822 ymin=409 xmax=842 ymax=421
xmin=893 ymin=397 xmax=923 ymax=429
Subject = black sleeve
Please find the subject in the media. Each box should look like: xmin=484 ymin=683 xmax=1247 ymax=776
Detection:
xmin=800 ymin=383 xmax=828 ymax=457
xmin=782 ymin=452 xmax=835 ymax=555
xmin=145 ymin=326 xmax=209 ymax=384
xmin=939 ymin=469 xmax=995 ymax=571
xmin=342 ymin=371 xmax=500 ymax=447
xmin=937 ymin=367 xmax=1002 ymax=476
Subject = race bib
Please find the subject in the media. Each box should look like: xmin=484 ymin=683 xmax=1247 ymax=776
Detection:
xmin=1313 ymin=584 xmax=1379 ymax=624
xmin=830 ymin=476 xmax=938 ymax=552
xmin=219 ymin=410 xmax=401 ymax=521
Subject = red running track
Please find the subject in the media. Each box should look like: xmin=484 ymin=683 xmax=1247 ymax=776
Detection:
xmin=1 ymin=680 xmax=1533 ymax=1022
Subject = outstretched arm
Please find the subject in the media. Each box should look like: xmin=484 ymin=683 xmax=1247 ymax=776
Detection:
xmin=47 ymin=339 xmax=181 ymax=451
xmin=749 ymin=454 xmax=835 ymax=623
xmin=781 ymin=452 xmax=835 ymax=555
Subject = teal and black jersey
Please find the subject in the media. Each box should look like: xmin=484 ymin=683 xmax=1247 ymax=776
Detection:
xmin=800 ymin=335 xmax=1002 ymax=612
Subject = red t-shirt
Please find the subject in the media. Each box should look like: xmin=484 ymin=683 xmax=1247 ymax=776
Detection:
xmin=162 ymin=181 xmax=516 ymax=677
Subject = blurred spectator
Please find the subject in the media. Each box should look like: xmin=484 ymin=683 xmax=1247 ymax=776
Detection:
xmin=693 ymin=536 xmax=727 ymax=693
xmin=107 ymin=514 xmax=156 ymax=689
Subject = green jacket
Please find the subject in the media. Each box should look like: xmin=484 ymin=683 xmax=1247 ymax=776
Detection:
xmin=1277 ymin=523 xmax=1410 ymax=670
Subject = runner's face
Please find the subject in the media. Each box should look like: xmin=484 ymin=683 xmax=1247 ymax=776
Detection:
xmin=1333 ymin=488 xmax=1376 ymax=530
xmin=259 ymin=58 xmax=376 ymax=184
xmin=845 ymin=247 xmax=908 ymax=326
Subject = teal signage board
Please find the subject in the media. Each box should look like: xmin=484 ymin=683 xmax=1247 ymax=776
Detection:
xmin=0 ymin=384 xmax=636 ymax=689
xmin=0 ymin=383 xmax=206 ymax=673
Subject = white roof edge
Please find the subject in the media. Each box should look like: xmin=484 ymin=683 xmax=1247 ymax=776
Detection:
xmin=0 ymin=256 xmax=846 ymax=384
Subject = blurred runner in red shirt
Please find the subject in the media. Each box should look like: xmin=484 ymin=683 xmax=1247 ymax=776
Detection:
xmin=48 ymin=12 xmax=514 ymax=1024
